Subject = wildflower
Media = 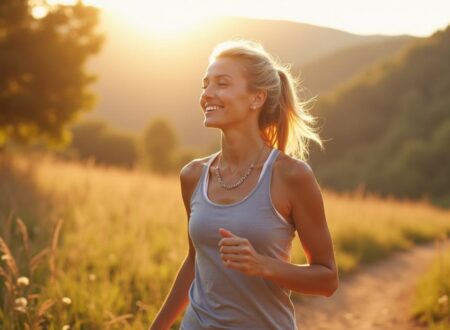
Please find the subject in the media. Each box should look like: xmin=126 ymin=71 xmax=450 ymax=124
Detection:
xmin=62 ymin=297 xmax=72 ymax=306
xmin=15 ymin=297 xmax=28 ymax=308
xmin=438 ymin=294 xmax=448 ymax=305
xmin=1 ymin=254 xmax=11 ymax=261
xmin=14 ymin=306 xmax=27 ymax=313
xmin=62 ymin=325 xmax=71 ymax=330
xmin=88 ymin=273 xmax=96 ymax=281
xmin=17 ymin=276 xmax=30 ymax=287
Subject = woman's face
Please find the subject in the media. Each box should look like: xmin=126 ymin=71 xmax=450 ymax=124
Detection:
xmin=200 ymin=57 xmax=257 ymax=129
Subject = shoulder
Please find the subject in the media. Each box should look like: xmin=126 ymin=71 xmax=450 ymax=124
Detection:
xmin=274 ymin=151 xmax=325 ymax=221
xmin=179 ymin=152 xmax=217 ymax=195
xmin=274 ymin=151 xmax=314 ymax=185
xmin=179 ymin=158 xmax=203 ymax=187
xmin=273 ymin=151 xmax=320 ymax=203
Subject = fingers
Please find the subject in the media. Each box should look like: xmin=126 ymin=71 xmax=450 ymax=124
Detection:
xmin=221 ymin=253 xmax=248 ymax=262
xmin=223 ymin=260 xmax=248 ymax=272
xmin=218 ymin=237 xmax=244 ymax=246
xmin=218 ymin=228 xmax=238 ymax=238
xmin=219 ymin=245 xmax=250 ymax=254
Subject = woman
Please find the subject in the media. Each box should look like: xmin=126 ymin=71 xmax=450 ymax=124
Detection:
xmin=150 ymin=39 xmax=338 ymax=330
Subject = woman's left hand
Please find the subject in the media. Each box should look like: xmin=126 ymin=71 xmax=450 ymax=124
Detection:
xmin=218 ymin=228 xmax=267 ymax=276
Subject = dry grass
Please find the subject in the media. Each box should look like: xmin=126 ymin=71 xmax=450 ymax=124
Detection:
xmin=412 ymin=239 xmax=450 ymax=329
xmin=1 ymin=152 xmax=450 ymax=329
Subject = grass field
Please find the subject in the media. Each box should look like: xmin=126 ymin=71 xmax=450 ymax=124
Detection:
xmin=412 ymin=241 xmax=450 ymax=330
xmin=1 ymin=153 xmax=450 ymax=329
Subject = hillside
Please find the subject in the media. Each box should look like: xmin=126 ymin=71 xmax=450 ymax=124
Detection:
xmin=309 ymin=24 xmax=450 ymax=207
xmin=299 ymin=37 xmax=417 ymax=95
xmin=85 ymin=13 xmax=414 ymax=149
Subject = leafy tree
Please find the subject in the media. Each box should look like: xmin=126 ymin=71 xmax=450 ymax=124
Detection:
xmin=141 ymin=118 xmax=177 ymax=173
xmin=70 ymin=120 xmax=107 ymax=159
xmin=0 ymin=0 xmax=103 ymax=147
xmin=428 ymin=120 xmax=450 ymax=206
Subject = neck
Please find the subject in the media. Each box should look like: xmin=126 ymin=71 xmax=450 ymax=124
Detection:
xmin=219 ymin=130 xmax=269 ymax=173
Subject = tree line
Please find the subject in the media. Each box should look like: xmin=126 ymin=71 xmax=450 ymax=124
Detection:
xmin=309 ymin=25 xmax=450 ymax=208
xmin=66 ymin=117 xmax=200 ymax=173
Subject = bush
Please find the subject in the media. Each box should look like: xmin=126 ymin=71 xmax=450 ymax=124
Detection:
xmin=70 ymin=119 xmax=138 ymax=168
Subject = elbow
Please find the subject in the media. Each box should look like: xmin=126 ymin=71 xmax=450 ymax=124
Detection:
xmin=324 ymin=283 xmax=338 ymax=297
xmin=323 ymin=271 xmax=339 ymax=298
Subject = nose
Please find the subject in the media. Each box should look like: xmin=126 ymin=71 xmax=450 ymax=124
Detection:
xmin=201 ymin=84 xmax=215 ymax=98
xmin=200 ymin=85 xmax=214 ymax=106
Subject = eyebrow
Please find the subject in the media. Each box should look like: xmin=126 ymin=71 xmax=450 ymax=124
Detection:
xmin=202 ymin=74 xmax=233 ymax=83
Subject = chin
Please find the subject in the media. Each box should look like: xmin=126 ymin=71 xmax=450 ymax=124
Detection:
xmin=204 ymin=119 xmax=224 ymax=129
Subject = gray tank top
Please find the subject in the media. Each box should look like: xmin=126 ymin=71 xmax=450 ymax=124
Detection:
xmin=180 ymin=148 xmax=298 ymax=330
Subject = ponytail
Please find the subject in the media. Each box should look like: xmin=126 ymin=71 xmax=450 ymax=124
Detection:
xmin=272 ymin=68 xmax=323 ymax=160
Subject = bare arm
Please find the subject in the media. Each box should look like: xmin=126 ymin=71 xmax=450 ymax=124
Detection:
xmin=149 ymin=161 xmax=202 ymax=330
xmin=149 ymin=254 xmax=195 ymax=330
xmin=260 ymin=161 xmax=338 ymax=297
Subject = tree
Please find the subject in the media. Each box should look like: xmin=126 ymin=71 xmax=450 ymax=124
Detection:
xmin=70 ymin=119 xmax=138 ymax=168
xmin=0 ymin=0 xmax=103 ymax=147
xmin=142 ymin=118 xmax=177 ymax=173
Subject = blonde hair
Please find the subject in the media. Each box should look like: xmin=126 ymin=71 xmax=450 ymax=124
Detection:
xmin=209 ymin=39 xmax=323 ymax=160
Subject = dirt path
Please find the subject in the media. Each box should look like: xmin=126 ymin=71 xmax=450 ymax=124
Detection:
xmin=293 ymin=240 xmax=449 ymax=330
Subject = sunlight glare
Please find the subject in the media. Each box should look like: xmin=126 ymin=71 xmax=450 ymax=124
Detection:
xmin=90 ymin=0 xmax=207 ymax=37
xmin=31 ymin=6 xmax=48 ymax=19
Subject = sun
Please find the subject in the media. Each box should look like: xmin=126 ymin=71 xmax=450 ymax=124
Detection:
xmin=38 ymin=0 xmax=209 ymax=37
xmin=86 ymin=0 xmax=207 ymax=37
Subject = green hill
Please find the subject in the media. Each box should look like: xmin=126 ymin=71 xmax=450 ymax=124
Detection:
xmin=310 ymin=25 xmax=450 ymax=207
xmin=299 ymin=37 xmax=417 ymax=95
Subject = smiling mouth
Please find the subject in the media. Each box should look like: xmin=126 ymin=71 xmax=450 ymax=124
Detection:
xmin=205 ymin=105 xmax=224 ymax=113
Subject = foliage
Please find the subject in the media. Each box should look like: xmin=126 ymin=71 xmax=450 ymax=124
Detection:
xmin=310 ymin=25 xmax=450 ymax=208
xmin=412 ymin=240 xmax=450 ymax=329
xmin=0 ymin=217 xmax=62 ymax=329
xmin=0 ymin=0 xmax=103 ymax=147
xmin=141 ymin=117 xmax=178 ymax=173
xmin=70 ymin=119 xmax=139 ymax=168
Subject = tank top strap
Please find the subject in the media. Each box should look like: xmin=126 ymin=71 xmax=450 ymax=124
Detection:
xmin=259 ymin=148 xmax=281 ymax=188
xmin=265 ymin=148 xmax=280 ymax=172
xmin=200 ymin=150 xmax=220 ymax=188
xmin=190 ymin=151 xmax=220 ymax=207
xmin=205 ymin=150 xmax=220 ymax=170
xmin=204 ymin=149 xmax=219 ymax=174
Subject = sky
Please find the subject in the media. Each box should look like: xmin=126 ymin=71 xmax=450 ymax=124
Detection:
xmin=213 ymin=0 xmax=450 ymax=37
xmin=46 ymin=0 xmax=450 ymax=37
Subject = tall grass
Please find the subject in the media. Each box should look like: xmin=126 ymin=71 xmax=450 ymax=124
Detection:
xmin=412 ymin=239 xmax=450 ymax=330
xmin=1 ymin=152 xmax=450 ymax=329
xmin=0 ymin=216 xmax=64 ymax=329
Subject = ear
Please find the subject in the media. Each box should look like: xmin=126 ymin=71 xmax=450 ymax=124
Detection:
xmin=251 ymin=89 xmax=267 ymax=110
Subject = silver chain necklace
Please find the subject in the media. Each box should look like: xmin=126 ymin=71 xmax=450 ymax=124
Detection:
xmin=215 ymin=144 xmax=266 ymax=190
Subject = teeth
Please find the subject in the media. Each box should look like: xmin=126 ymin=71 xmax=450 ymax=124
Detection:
xmin=206 ymin=105 xmax=223 ymax=112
